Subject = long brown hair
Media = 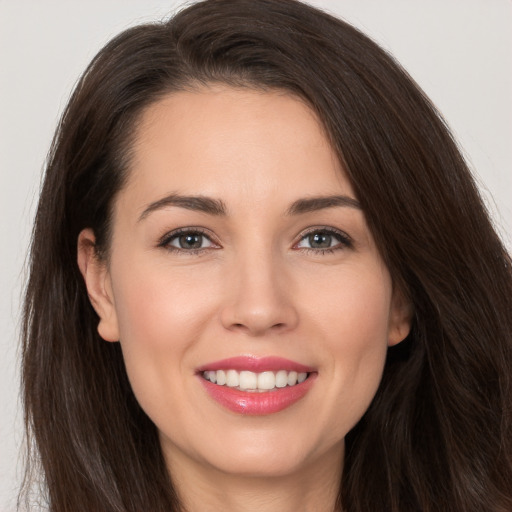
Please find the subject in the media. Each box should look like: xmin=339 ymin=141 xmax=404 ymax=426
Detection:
xmin=21 ymin=1 xmax=512 ymax=511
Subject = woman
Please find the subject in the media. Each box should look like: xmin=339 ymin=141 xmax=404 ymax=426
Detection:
xmin=20 ymin=0 xmax=512 ymax=511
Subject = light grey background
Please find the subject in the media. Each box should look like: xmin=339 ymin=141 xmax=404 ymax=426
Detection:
xmin=1 ymin=1 xmax=511 ymax=510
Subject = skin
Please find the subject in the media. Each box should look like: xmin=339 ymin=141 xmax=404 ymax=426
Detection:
xmin=78 ymin=86 xmax=411 ymax=512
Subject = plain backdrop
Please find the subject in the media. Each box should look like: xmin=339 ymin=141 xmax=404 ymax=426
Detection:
xmin=1 ymin=1 xmax=511 ymax=509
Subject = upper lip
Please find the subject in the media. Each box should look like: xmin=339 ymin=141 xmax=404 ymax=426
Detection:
xmin=196 ymin=356 xmax=315 ymax=373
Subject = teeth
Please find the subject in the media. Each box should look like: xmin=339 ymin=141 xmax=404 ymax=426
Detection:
xmin=226 ymin=369 xmax=239 ymax=388
xmin=202 ymin=369 xmax=310 ymax=391
xmin=287 ymin=371 xmax=298 ymax=386
xmin=258 ymin=371 xmax=275 ymax=390
xmin=216 ymin=370 xmax=227 ymax=386
xmin=275 ymin=370 xmax=288 ymax=388
xmin=239 ymin=370 xmax=257 ymax=390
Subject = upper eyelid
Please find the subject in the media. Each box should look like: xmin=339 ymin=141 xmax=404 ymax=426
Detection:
xmin=295 ymin=225 xmax=351 ymax=241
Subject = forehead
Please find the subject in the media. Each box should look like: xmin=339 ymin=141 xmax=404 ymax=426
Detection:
xmin=120 ymin=85 xmax=352 ymax=214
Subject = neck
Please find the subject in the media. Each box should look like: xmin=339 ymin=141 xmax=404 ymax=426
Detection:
xmin=166 ymin=443 xmax=344 ymax=512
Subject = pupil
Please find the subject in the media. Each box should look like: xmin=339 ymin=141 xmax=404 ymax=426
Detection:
xmin=310 ymin=232 xmax=331 ymax=248
xmin=180 ymin=233 xmax=202 ymax=249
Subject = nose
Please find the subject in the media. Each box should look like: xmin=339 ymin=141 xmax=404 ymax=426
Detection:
xmin=220 ymin=250 xmax=299 ymax=337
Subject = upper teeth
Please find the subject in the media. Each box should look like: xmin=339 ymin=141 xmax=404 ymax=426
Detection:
xmin=203 ymin=369 xmax=308 ymax=391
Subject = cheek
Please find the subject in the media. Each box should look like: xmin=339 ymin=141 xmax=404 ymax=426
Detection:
xmin=310 ymin=263 xmax=393 ymax=347
xmin=112 ymin=258 xmax=219 ymax=344
xmin=109 ymin=259 xmax=220 ymax=409
xmin=310 ymin=266 xmax=393 ymax=430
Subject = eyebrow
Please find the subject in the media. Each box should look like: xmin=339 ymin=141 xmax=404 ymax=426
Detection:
xmin=138 ymin=193 xmax=361 ymax=222
xmin=285 ymin=195 xmax=361 ymax=215
xmin=138 ymin=194 xmax=227 ymax=221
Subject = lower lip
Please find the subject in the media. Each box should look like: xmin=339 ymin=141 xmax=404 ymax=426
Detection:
xmin=198 ymin=374 xmax=316 ymax=415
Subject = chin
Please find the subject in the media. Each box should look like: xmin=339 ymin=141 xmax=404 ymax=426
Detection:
xmin=198 ymin=428 xmax=343 ymax=480
xmin=207 ymin=450 xmax=312 ymax=479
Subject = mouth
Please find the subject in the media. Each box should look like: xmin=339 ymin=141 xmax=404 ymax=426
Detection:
xmin=202 ymin=369 xmax=310 ymax=392
xmin=197 ymin=356 xmax=317 ymax=415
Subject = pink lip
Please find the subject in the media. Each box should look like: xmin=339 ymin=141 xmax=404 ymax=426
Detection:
xmin=196 ymin=356 xmax=317 ymax=415
xmin=196 ymin=356 xmax=315 ymax=373
xmin=198 ymin=375 xmax=316 ymax=415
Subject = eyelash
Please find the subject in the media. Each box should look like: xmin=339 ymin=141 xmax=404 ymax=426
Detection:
xmin=157 ymin=226 xmax=353 ymax=255
xmin=158 ymin=227 xmax=218 ymax=255
xmin=294 ymin=226 xmax=353 ymax=254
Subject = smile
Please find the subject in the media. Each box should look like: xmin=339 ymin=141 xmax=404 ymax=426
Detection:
xmin=202 ymin=369 xmax=309 ymax=392
xmin=197 ymin=356 xmax=316 ymax=415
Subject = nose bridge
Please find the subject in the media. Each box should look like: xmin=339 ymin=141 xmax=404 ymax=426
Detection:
xmin=221 ymin=241 xmax=298 ymax=336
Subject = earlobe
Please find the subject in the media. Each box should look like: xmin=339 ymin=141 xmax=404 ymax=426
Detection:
xmin=77 ymin=228 xmax=119 ymax=342
xmin=388 ymin=288 xmax=413 ymax=347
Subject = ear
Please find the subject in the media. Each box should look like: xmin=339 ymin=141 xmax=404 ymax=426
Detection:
xmin=388 ymin=286 xmax=413 ymax=347
xmin=77 ymin=228 xmax=119 ymax=342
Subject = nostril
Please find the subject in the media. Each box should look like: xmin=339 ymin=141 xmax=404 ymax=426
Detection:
xmin=221 ymin=298 xmax=299 ymax=335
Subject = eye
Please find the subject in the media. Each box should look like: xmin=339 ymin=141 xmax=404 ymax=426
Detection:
xmin=171 ymin=232 xmax=212 ymax=249
xmin=159 ymin=228 xmax=217 ymax=252
xmin=295 ymin=228 xmax=352 ymax=252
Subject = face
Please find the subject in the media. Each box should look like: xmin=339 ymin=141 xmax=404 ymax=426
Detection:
xmin=79 ymin=86 xmax=410 ymax=482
